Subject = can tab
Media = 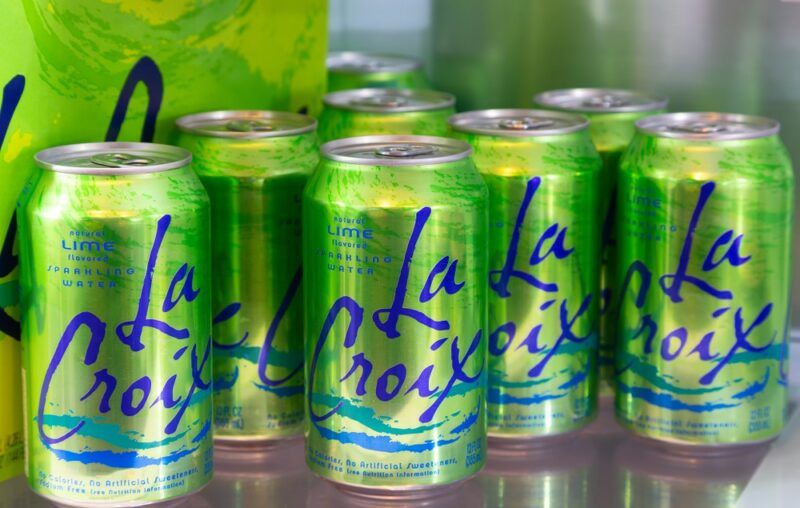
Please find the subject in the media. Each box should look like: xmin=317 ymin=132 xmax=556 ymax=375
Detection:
xmin=90 ymin=153 xmax=155 ymax=168
xmin=499 ymin=117 xmax=556 ymax=131
xmin=668 ymin=122 xmax=728 ymax=135
xmin=226 ymin=120 xmax=276 ymax=132
xmin=351 ymin=95 xmax=409 ymax=108
xmin=583 ymin=94 xmax=629 ymax=109
xmin=375 ymin=144 xmax=436 ymax=158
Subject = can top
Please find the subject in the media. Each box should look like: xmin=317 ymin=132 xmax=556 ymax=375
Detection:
xmin=449 ymin=109 xmax=588 ymax=137
xmin=323 ymin=88 xmax=455 ymax=113
xmin=35 ymin=142 xmax=191 ymax=175
xmin=327 ymin=51 xmax=422 ymax=74
xmin=533 ymin=88 xmax=668 ymax=113
xmin=321 ymin=135 xmax=472 ymax=166
xmin=636 ymin=112 xmax=781 ymax=140
xmin=175 ymin=110 xmax=316 ymax=139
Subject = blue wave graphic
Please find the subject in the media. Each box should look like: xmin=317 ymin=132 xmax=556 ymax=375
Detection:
xmin=487 ymin=388 xmax=564 ymax=405
xmin=313 ymin=424 xmax=460 ymax=453
xmin=732 ymin=369 xmax=769 ymax=400
xmin=312 ymin=393 xmax=444 ymax=435
xmin=617 ymin=354 xmax=724 ymax=396
xmin=39 ymin=414 xmax=187 ymax=450
xmin=618 ymin=382 xmax=739 ymax=412
xmin=253 ymin=383 xmax=304 ymax=398
xmin=490 ymin=370 xmax=555 ymax=389
xmin=724 ymin=344 xmax=784 ymax=365
xmin=558 ymin=367 xmax=587 ymax=390
xmin=214 ymin=368 xmax=239 ymax=391
xmin=451 ymin=401 xmax=480 ymax=434
xmin=44 ymin=418 xmax=211 ymax=468
xmin=214 ymin=344 xmax=301 ymax=370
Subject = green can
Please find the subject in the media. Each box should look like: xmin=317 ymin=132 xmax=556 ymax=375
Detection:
xmin=327 ymin=52 xmax=430 ymax=92
xmin=616 ymin=113 xmax=794 ymax=448
xmin=318 ymin=88 xmax=455 ymax=143
xmin=18 ymin=143 xmax=213 ymax=505
xmin=450 ymin=110 xmax=602 ymax=442
xmin=534 ymin=89 xmax=668 ymax=396
xmin=304 ymin=136 xmax=487 ymax=496
xmin=175 ymin=111 xmax=318 ymax=445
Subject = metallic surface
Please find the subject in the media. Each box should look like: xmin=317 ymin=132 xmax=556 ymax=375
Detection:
xmin=327 ymin=51 xmax=430 ymax=92
xmin=330 ymin=0 xmax=800 ymax=335
xmin=18 ymin=144 xmax=212 ymax=505
xmin=1 ymin=398 xmax=797 ymax=506
xmin=534 ymin=88 xmax=668 ymax=114
xmin=303 ymin=136 xmax=487 ymax=491
xmin=318 ymin=89 xmax=455 ymax=142
xmin=176 ymin=112 xmax=318 ymax=443
xmin=615 ymin=114 xmax=794 ymax=446
xmin=534 ymin=90 xmax=668 ymax=397
xmin=450 ymin=109 xmax=602 ymax=439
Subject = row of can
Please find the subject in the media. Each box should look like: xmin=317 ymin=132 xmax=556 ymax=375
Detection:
xmin=12 ymin=52 xmax=795 ymax=506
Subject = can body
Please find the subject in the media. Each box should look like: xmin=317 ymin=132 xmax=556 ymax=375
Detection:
xmin=451 ymin=111 xmax=602 ymax=439
xmin=583 ymin=110 xmax=666 ymax=395
xmin=176 ymin=112 xmax=318 ymax=443
xmin=615 ymin=116 xmax=794 ymax=446
xmin=318 ymin=89 xmax=455 ymax=143
xmin=304 ymin=136 xmax=487 ymax=492
xmin=534 ymin=89 xmax=668 ymax=397
xmin=18 ymin=144 xmax=213 ymax=505
xmin=327 ymin=52 xmax=430 ymax=92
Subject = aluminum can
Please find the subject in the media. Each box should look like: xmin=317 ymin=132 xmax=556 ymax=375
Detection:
xmin=304 ymin=135 xmax=487 ymax=497
xmin=615 ymin=113 xmax=794 ymax=448
xmin=450 ymin=110 xmax=602 ymax=442
xmin=534 ymin=88 xmax=668 ymax=396
xmin=18 ymin=143 xmax=213 ymax=506
xmin=318 ymin=88 xmax=455 ymax=143
xmin=175 ymin=111 xmax=318 ymax=445
xmin=327 ymin=52 xmax=430 ymax=92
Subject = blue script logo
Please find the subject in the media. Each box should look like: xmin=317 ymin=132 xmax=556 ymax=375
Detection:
xmin=488 ymin=177 xmax=595 ymax=405
xmin=307 ymin=207 xmax=483 ymax=452
xmin=37 ymin=215 xmax=211 ymax=467
xmin=212 ymin=268 xmax=304 ymax=398
xmin=617 ymin=181 xmax=784 ymax=412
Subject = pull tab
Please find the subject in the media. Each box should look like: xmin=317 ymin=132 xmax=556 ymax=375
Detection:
xmin=226 ymin=120 xmax=275 ymax=132
xmin=668 ymin=122 xmax=729 ymax=135
xmin=352 ymin=95 xmax=409 ymax=108
xmin=375 ymin=144 xmax=436 ymax=158
xmin=583 ymin=94 xmax=628 ymax=109
xmin=499 ymin=117 xmax=556 ymax=131
xmin=91 ymin=152 xmax=155 ymax=168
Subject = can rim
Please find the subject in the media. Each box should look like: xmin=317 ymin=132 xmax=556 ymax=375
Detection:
xmin=175 ymin=110 xmax=317 ymax=139
xmin=321 ymin=135 xmax=472 ymax=166
xmin=533 ymin=88 xmax=669 ymax=113
xmin=636 ymin=112 xmax=781 ymax=140
xmin=323 ymin=88 xmax=455 ymax=113
xmin=35 ymin=142 xmax=191 ymax=175
xmin=327 ymin=51 xmax=423 ymax=74
xmin=449 ymin=109 xmax=589 ymax=136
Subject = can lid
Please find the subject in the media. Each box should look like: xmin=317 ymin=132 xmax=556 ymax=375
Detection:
xmin=449 ymin=109 xmax=588 ymax=137
xmin=175 ymin=110 xmax=316 ymax=139
xmin=533 ymin=88 xmax=668 ymax=113
xmin=323 ymin=88 xmax=455 ymax=113
xmin=327 ymin=51 xmax=422 ymax=74
xmin=636 ymin=112 xmax=780 ymax=140
xmin=35 ymin=142 xmax=191 ymax=175
xmin=321 ymin=135 xmax=471 ymax=166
